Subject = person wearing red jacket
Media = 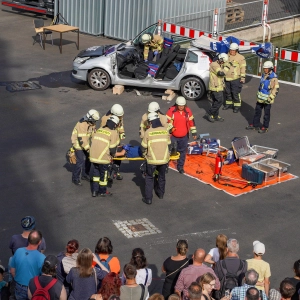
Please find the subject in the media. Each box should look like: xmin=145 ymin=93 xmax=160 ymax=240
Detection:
xmin=166 ymin=97 xmax=197 ymax=174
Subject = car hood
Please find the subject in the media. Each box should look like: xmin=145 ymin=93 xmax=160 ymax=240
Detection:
xmin=77 ymin=45 xmax=114 ymax=57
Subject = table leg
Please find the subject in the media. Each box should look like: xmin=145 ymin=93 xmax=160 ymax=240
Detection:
xmin=43 ymin=29 xmax=45 ymax=50
xmin=77 ymin=29 xmax=79 ymax=50
xmin=60 ymin=32 xmax=62 ymax=54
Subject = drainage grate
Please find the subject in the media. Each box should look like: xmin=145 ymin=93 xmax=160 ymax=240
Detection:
xmin=113 ymin=218 xmax=161 ymax=238
xmin=1 ymin=81 xmax=41 ymax=92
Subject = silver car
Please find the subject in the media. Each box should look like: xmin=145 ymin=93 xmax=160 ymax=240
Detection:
xmin=72 ymin=24 xmax=214 ymax=101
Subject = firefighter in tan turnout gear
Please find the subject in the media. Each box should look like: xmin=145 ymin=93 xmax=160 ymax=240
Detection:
xmin=223 ymin=43 xmax=246 ymax=113
xmin=206 ymin=53 xmax=230 ymax=123
xmin=71 ymin=109 xmax=100 ymax=186
xmin=139 ymin=102 xmax=169 ymax=139
xmin=90 ymin=115 xmax=125 ymax=197
xmin=141 ymin=33 xmax=163 ymax=61
xmin=101 ymin=104 xmax=125 ymax=181
xmin=140 ymin=112 xmax=171 ymax=205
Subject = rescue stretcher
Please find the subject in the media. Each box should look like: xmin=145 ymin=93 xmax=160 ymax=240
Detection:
xmin=113 ymin=152 xmax=180 ymax=161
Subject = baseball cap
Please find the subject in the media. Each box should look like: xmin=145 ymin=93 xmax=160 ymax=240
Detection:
xmin=44 ymin=255 xmax=59 ymax=268
xmin=253 ymin=240 xmax=265 ymax=255
xmin=21 ymin=216 xmax=36 ymax=230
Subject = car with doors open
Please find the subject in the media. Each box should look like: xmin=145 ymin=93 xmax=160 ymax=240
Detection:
xmin=72 ymin=23 xmax=216 ymax=101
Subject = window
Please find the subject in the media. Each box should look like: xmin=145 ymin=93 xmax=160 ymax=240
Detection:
xmin=186 ymin=51 xmax=198 ymax=63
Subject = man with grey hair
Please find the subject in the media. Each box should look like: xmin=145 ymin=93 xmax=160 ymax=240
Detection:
xmin=231 ymin=269 xmax=268 ymax=300
xmin=214 ymin=238 xmax=247 ymax=298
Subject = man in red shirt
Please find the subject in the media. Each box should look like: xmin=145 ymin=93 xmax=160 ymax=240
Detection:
xmin=166 ymin=97 xmax=197 ymax=174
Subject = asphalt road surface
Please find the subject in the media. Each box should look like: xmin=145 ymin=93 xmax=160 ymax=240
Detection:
xmin=0 ymin=7 xmax=299 ymax=294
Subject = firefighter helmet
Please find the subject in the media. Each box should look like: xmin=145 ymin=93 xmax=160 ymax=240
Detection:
xmin=148 ymin=102 xmax=160 ymax=113
xmin=148 ymin=112 xmax=159 ymax=122
xmin=229 ymin=43 xmax=239 ymax=51
xmin=176 ymin=96 xmax=187 ymax=106
xmin=111 ymin=104 xmax=124 ymax=116
xmin=86 ymin=109 xmax=100 ymax=122
xmin=218 ymin=53 xmax=229 ymax=63
xmin=141 ymin=34 xmax=152 ymax=44
xmin=109 ymin=115 xmax=120 ymax=125
xmin=263 ymin=61 xmax=274 ymax=69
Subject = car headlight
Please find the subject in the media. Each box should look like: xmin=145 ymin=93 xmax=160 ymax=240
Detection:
xmin=74 ymin=57 xmax=90 ymax=64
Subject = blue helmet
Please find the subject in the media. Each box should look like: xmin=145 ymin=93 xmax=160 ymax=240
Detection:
xmin=21 ymin=216 xmax=36 ymax=230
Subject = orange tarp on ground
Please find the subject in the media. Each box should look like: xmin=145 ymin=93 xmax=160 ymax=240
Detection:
xmin=169 ymin=154 xmax=297 ymax=197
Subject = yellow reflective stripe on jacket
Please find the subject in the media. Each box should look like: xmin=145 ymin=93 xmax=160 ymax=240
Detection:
xmin=93 ymin=177 xmax=100 ymax=182
xmin=110 ymin=140 xmax=119 ymax=148
xmin=92 ymin=136 xmax=109 ymax=161
xmin=78 ymin=133 xmax=89 ymax=137
xmin=148 ymin=138 xmax=169 ymax=164
xmin=149 ymin=130 xmax=168 ymax=136
xmin=97 ymin=129 xmax=111 ymax=136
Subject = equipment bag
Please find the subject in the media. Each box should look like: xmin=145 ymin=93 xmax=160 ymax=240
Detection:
xmin=217 ymin=260 xmax=245 ymax=299
xmin=32 ymin=276 xmax=57 ymax=300
xmin=96 ymin=254 xmax=112 ymax=272
xmin=66 ymin=148 xmax=76 ymax=164
xmin=242 ymin=164 xmax=264 ymax=184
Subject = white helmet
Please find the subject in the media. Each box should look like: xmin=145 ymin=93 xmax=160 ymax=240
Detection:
xmin=176 ymin=96 xmax=186 ymax=106
xmin=263 ymin=61 xmax=274 ymax=69
xmin=148 ymin=102 xmax=160 ymax=113
xmin=111 ymin=104 xmax=124 ymax=116
xmin=218 ymin=53 xmax=228 ymax=63
xmin=148 ymin=112 xmax=159 ymax=122
xmin=229 ymin=43 xmax=239 ymax=51
xmin=108 ymin=115 xmax=120 ymax=125
xmin=86 ymin=109 xmax=100 ymax=122
xmin=141 ymin=34 xmax=152 ymax=44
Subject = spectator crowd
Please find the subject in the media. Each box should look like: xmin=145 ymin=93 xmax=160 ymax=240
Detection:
xmin=1 ymin=216 xmax=299 ymax=300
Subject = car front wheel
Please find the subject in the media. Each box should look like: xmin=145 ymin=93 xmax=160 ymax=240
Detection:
xmin=88 ymin=68 xmax=111 ymax=91
xmin=180 ymin=77 xmax=205 ymax=101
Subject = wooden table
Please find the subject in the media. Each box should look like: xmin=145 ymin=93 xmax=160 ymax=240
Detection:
xmin=43 ymin=24 xmax=79 ymax=54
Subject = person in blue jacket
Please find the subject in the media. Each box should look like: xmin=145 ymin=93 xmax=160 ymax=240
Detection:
xmin=246 ymin=61 xmax=279 ymax=133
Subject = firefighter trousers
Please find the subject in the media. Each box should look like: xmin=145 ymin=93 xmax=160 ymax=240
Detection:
xmin=92 ymin=163 xmax=109 ymax=194
xmin=253 ymin=102 xmax=271 ymax=128
xmin=145 ymin=163 xmax=168 ymax=201
xmin=72 ymin=149 xmax=90 ymax=182
xmin=224 ymin=79 xmax=242 ymax=107
xmin=208 ymin=91 xmax=224 ymax=118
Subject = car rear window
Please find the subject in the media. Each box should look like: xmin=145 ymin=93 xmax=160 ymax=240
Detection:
xmin=186 ymin=51 xmax=198 ymax=63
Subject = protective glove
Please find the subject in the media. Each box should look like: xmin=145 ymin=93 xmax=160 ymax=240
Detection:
xmin=144 ymin=59 xmax=148 ymax=62
xmin=120 ymin=133 xmax=126 ymax=140
xmin=266 ymin=98 xmax=272 ymax=104
xmin=240 ymin=77 xmax=245 ymax=83
xmin=154 ymin=50 xmax=158 ymax=56
xmin=122 ymin=144 xmax=131 ymax=152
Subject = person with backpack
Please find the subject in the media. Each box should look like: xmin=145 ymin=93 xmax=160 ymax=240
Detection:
xmin=214 ymin=239 xmax=247 ymax=300
xmin=93 ymin=237 xmax=120 ymax=274
xmin=28 ymin=255 xmax=67 ymax=300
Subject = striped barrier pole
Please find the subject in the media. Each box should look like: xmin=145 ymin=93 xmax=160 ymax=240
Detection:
xmin=213 ymin=9 xmax=218 ymax=38
xmin=274 ymin=47 xmax=279 ymax=73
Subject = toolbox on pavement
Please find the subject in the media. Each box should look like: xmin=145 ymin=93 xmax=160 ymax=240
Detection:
xmin=248 ymin=161 xmax=278 ymax=182
xmin=242 ymin=164 xmax=264 ymax=185
xmin=232 ymin=136 xmax=266 ymax=166
xmin=259 ymin=158 xmax=291 ymax=178
xmin=251 ymin=145 xmax=278 ymax=159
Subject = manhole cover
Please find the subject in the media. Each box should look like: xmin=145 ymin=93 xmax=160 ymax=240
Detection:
xmin=2 ymin=81 xmax=41 ymax=92
xmin=113 ymin=218 xmax=161 ymax=238
xmin=128 ymin=224 xmax=146 ymax=232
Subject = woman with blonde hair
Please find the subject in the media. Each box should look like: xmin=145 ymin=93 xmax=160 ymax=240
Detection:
xmin=204 ymin=235 xmax=227 ymax=267
xmin=66 ymin=248 xmax=108 ymax=300
xmin=161 ymin=240 xmax=189 ymax=299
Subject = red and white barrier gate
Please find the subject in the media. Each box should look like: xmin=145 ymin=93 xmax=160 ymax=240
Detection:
xmin=280 ymin=48 xmax=300 ymax=64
